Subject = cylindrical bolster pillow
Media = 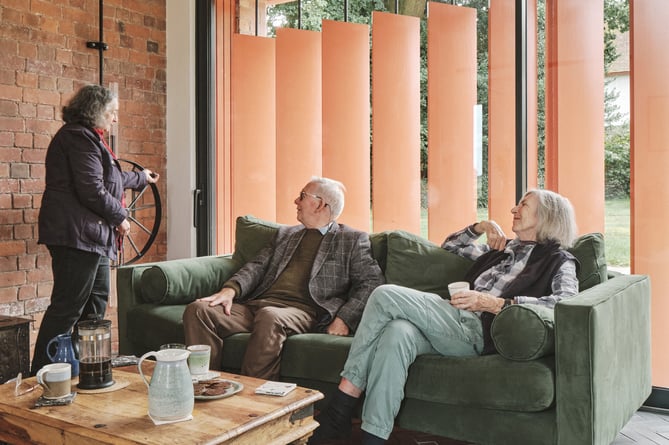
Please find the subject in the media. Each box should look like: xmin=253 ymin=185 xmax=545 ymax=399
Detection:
xmin=491 ymin=304 xmax=555 ymax=361
xmin=140 ymin=256 xmax=238 ymax=305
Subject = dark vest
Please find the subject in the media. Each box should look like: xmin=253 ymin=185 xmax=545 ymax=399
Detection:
xmin=464 ymin=241 xmax=578 ymax=355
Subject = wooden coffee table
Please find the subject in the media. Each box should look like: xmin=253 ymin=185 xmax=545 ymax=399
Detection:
xmin=0 ymin=366 xmax=323 ymax=444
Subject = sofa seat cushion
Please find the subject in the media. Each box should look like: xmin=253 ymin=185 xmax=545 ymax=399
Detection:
xmin=404 ymin=354 xmax=556 ymax=412
xmin=127 ymin=304 xmax=187 ymax=352
xmin=220 ymin=333 xmax=353 ymax=385
xmin=281 ymin=334 xmax=354 ymax=384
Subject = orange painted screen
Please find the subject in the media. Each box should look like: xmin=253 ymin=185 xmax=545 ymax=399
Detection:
xmin=231 ymin=34 xmax=276 ymax=222
xmin=371 ymin=11 xmax=421 ymax=234
xmin=275 ymin=28 xmax=323 ymax=224
xmin=488 ymin=0 xmax=517 ymax=235
xmin=321 ymin=20 xmax=371 ymax=232
xmin=215 ymin=0 xmax=234 ymax=253
xmin=631 ymin=0 xmax=669 ymax=387
xmin=545 ymin=0 xmax=605 ymax=235
xmin=488 ymin=0 xmax=538 ymax=235
xmin=426 ymin=2 xmax=477 ymax=243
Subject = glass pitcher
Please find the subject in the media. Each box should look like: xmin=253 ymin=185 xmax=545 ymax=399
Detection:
xmin=77 ymin=318 xmax=114 ymax=389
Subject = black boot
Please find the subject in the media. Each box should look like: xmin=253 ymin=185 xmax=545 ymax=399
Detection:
xmin=308 ymin=389 xmax=359 ymax=444
xmin=361 ymin=430 xmax=386 ymax=445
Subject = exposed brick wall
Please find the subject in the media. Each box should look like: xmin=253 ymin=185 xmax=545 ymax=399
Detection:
xmin=0 ymin=0 xmax=167 ymax=359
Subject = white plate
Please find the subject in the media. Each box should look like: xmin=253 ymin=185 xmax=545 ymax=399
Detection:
xmin=191 ymin=371 xmax=220 ymax=382
xmin=194 ymin=379 xmax=244 ymax=401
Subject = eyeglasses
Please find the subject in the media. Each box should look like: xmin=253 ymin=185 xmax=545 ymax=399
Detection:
xmin=9 ymin=373 xmax=38 ymax=397
xmin=299 ymin=191 xmax=325 ymax=204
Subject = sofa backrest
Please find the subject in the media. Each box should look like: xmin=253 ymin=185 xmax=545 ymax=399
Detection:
xmin=233 ymin=215 xmax=608 ymax=295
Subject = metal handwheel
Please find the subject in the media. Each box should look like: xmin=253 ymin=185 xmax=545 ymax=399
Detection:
xmin=113 ymin=159 xmax=162 ymax=267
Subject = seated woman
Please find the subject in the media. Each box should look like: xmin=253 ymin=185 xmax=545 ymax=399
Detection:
xmin=309 ymin=189 xmax=579 ymax=445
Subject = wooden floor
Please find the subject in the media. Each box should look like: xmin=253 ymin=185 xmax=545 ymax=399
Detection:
xmin=319 ymin=407 xmax=669 ymax=445
xmin=612 ymin=408 xmax=669 ymax=444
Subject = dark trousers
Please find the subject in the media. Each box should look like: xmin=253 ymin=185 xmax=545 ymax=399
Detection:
xmin=31 ymin=246 xmax=110 ymax=375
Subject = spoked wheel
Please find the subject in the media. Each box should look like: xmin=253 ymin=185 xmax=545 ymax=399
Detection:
xmin=113 ymin=159 xmax=162 ymax=267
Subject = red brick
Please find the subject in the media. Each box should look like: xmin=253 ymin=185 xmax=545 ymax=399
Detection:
xmin=13 ymin=224 xmax=34 ymax=239
xmin=17 ymin=42 xmax=38 ymax=60
xmin=27 ymin=268 xmax=52 ymax=283
xmin=19 ymin=103 xmax=37 ymax=118
xmin=20 ymin=179 xmax=43 ymax=194
xmin=18 ymin=284 xmax=37 ymax=301
xmin=0 ymin=117 xmax=25 ymax=132
xmin=0 ymin=256 xmax=17 ymax=273
xmin=0 ymin=241 xmax=26 ymax=256
xmin=0 ymin=209 xmax=22 ymax=225
xmin=24 ymin=209 xmax=40 ymax=224
xmin=0 ymin=286 xmax=18 ymax=304
xmin=0 ymin=194 xmax=10 ymax=209
xmin=12 ymin=195 xmax=32 ymax=209
xmin=10 ymin=164 xmax=30 ymax=179
xmin=0 ymin=147 xmax=21 ymax=162
xmin=30 ymin=1 xmax=63 ymax=19
xmin=17 ymin=254 xmax=36 ymax=270
xmin=14 ymin=132 xmax=33 ymax=148
xmin=0 ymin=270 xmax=26 ymax=287
xmin=0 ymin=100 xmax=19 ymax=117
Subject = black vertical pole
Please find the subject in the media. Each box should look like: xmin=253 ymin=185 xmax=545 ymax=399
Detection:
xmin=255 ymin=0 xmax=259 ymax=36
xmin=515 ymin=0 xmax=528 ymax=201
xmin=298 ymin=0 xmax=302 ymax=29
xmin=344 ymin=0 xmax=348 ymax=22
xmin=98 ymin=0 xmax=104 ymax=85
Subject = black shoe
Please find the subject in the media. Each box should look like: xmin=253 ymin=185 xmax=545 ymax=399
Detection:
xmin=361 ymin=430 xmax=386 ymax=445
xmin=308 ymin=390 xmax=359 ymax=444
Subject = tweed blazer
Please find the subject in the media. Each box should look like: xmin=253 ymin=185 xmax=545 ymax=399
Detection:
xmin=228 ymin=223 xmax=384 ymax=332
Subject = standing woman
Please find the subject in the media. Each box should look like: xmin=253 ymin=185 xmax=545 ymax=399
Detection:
xmin=31 ymin=84 xmax=160 ymax=375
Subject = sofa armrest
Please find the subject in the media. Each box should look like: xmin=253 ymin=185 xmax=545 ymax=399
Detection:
xmin=554 ymin=274 xmax=651 ymax=445
xmin=116 ymin=254 xmax=237 ymax=354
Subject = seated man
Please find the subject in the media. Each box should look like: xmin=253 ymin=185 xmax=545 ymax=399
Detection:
xmin=183 ymin=176 xmax=385 ymax=380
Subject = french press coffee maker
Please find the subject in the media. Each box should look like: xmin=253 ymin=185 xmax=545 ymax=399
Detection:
xmin=76 ymin=317 xmax=114 ymax=389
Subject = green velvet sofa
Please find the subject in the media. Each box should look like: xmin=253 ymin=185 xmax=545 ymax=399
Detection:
xmin=116 ymin=215 xmax=652 ymax=445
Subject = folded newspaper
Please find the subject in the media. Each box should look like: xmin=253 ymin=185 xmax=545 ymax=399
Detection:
xmin=254 ymin=381 xmax=297 ymax=396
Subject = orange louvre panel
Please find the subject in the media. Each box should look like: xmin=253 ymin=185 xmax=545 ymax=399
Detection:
xmin=545 ymin=0 xmax=605 ymax=235
xmin=275 ymin=28 xmax=323 ymax=225
xmin=427 ymin=2 xmax=477 ymax=242
xmin=215 ymin=0 xmax=234 ymax=253
xmin=488 ymin=0 xmax=516 ymax=236
xmin=371 ymin=11 xmax=421 ymax=234
xmin=322 ymin=20 xmax=371 ymax=232
xmin=631 ymin=0 xmax=669 ymax=387
xmin=526 ymin=0 xmax=538 ymax=191
xmin=231 ymin=34 xmax=276 ymax=222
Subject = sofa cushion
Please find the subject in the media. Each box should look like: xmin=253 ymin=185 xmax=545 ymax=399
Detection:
xmin=126 ymin=304 xmax=187 ymax=353
xmin=384 ymin=231 xmax=473 ymax=298
xmin=405 ymin=354 xmax=556 ymax=412
xmin=568 ymin=232 xmax=607 ymax=291
xmin=140 ymin=256 xmax=236 ymax=304
xmin=231 ymin=215 xmax=282 ymax=265
xmin=491 ymin=304 xmax=555 ymax=361
xmin=281 ymin=333 xmax=354 ymax=384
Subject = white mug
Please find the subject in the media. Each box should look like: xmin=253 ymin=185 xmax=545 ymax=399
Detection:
xmin=36 ymin=363 xmax=72 ymax=399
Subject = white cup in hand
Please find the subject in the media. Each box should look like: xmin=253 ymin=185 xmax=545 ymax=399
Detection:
xmin=448 ymin=281 xmax=470 ymax=298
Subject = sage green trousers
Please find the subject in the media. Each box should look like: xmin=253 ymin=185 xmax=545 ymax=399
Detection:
xmin=340 ymin=284 xmax=484 ymax=440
